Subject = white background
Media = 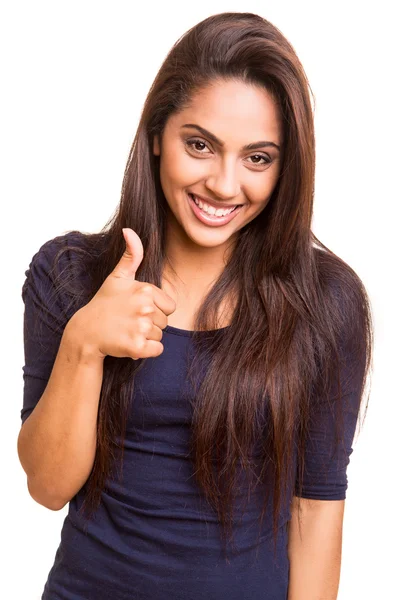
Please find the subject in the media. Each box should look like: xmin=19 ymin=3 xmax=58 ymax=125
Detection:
xmin=2 ymin=1 xmax=398 ymax=598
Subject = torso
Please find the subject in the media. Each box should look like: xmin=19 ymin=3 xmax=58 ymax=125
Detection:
xmin=161 ymin=276 xmax=237 ymax=331
xmin=166 ymin=305 xmax=233 ymax=331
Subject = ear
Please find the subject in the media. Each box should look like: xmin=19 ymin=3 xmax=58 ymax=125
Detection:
xmin=153 ymin=134 xmax=160 ymax=156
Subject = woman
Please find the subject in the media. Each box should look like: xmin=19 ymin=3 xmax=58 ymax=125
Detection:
xmin=18 ymin=11 xmax=373 ymax=600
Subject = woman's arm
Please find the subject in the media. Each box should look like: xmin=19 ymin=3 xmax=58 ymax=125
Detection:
xmin=18 ymin=311 xmax=104 ymax=510
xmin=287 ymin=497 xmax=345 ymax=600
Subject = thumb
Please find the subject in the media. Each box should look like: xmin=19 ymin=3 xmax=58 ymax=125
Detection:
xmin=113 ymin=228 xmax=144 ymax=280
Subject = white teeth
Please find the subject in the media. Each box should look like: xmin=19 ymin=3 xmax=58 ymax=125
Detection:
xmin=192 ymin=195 xmax=236 ymax=216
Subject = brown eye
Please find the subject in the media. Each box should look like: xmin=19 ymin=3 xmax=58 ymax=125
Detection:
xmin=185 ymin=139 xmax=210 ymax=153
xmin=248 ymin=154 xmax=272 ymax=166
xmin=185 ymin=138 xmax=273 ymax=168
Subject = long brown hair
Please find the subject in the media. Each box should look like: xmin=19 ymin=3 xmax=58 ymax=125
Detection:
xmin=40 ymin=12 xmax=373 ymax=558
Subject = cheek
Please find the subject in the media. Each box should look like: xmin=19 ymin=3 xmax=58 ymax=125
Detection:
xmin=249 ymin=190 xmax=271 ymax=207
xmin=179 ymin=152 xmax=208 ymax=179
xmin=161 ymin=147 xmax=200 ymax=184
xmin=251 ymin=174 xmax=279 ymax=207
xmin=248 ymin=193 xmax=273 ymax=216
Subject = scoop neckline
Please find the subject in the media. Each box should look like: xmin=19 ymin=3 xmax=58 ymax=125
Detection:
xmin=163 ymin=324 xmax=231 ymax=337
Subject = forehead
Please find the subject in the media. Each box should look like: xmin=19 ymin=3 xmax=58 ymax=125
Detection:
xmin=168 ymin=79 xmax=282 ymax=144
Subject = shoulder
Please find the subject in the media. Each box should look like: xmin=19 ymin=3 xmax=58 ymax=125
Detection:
xmin=24 ymin=230 xmax=89 ymax=271
xmin=314 ymin=246 xmax=371 ymax=343
xmin=22 ymin=230 xmax=104 ymax=319
xmin=313 ymin=246 xmax=372 ymax=395
xmin=22 ymin=231 xmax=86 ymax=293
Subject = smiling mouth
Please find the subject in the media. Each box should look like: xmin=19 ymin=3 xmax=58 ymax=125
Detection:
xmin=188 ymin=193 xmax=242 ymax=213
xmin=187 ymin=192 xmax=245 ymax=227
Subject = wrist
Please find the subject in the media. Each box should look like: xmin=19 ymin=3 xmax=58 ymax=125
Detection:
xmin=62 ymin=310 xmax=106 ymax=366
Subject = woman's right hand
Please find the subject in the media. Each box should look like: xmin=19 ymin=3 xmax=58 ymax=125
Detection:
xmin=68 ymin=228 xmax=176 ymax=360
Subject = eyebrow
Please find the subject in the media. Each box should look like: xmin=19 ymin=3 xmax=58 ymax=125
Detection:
xmin=181 ymin=123 xmax=281 ymax=152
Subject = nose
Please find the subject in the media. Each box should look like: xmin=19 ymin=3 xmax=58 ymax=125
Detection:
xmin=204 ymin=161 xmax=241 ymax=201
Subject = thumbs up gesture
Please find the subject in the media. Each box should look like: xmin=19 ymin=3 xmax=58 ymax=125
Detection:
xmin=70 ymin=228 xmax=176 ymax=360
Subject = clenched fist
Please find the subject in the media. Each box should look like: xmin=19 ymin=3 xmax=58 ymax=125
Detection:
xmin=69 ymin=228 xmax=176 ymax=360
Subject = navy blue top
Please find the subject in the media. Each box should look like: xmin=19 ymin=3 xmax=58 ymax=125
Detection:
xmin=21 ymin=233 xmax=363 ymax=600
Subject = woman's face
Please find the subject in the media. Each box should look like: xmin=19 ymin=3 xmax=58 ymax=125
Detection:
xmin=153 ymin=78 xmax=283 ymax=250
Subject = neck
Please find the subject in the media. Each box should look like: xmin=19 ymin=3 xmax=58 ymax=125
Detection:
xmin=163 ymin=214 xmax=237 ymax=294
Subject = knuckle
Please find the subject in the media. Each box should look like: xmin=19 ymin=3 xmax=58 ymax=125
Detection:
xmin=140 ymin=304 xmax=155 ymax=316
xmin=131 ymin=336 xmax=146 ymax=355
xmin=138 ymin=318 xmax=152 ymax=334
xmin=140 ymin=284 xmax=154 ymax=295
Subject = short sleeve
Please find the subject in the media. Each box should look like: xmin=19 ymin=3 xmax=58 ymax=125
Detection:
xmin=20 ymin=238 xmax=70 ymax=424
xmin=294 ymin=313 xmax=367 ymax=501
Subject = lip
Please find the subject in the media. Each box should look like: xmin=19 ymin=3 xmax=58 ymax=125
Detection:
xmin=188 ymin=192 xmax=242 ymax=210
xmin=187 ymin=192 xmax=243 ymax=227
